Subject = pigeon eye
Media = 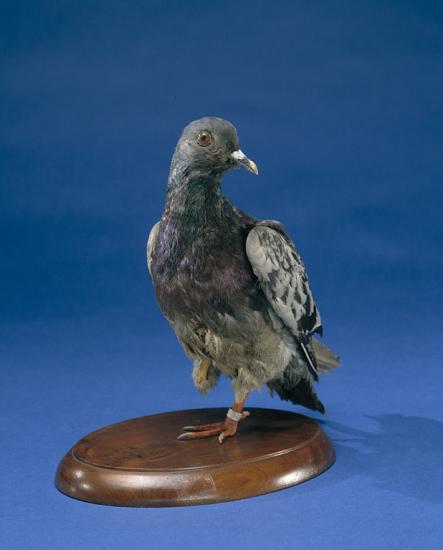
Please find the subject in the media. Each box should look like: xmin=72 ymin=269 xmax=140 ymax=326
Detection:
xmin=196 ymin=130 xmax=212 ymax=147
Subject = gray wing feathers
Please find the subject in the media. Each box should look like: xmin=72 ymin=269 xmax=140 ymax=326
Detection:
xmin=246 ymin=225 xmax=322 ymax=338
xmin=147 ymin=221 xmax=160 ymax=276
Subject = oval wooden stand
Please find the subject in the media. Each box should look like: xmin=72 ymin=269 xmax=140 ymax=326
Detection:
xmin=55 ymin=407 xmax=334 ymax=507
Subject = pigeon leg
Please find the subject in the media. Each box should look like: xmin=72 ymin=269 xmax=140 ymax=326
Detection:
xmin=177 ymin=393 xmax=250 ymax=443
xmin=218 ymin=393 xmax=250 ymax=443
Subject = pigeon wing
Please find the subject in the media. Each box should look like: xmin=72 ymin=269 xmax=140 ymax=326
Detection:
xmin=146 ymin=221 xmax=160 ymax=277
xmin=246 ymin=221 xmax=322 ymax=376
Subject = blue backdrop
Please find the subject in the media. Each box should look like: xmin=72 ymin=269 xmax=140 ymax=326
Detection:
xmin=1 ymin=1 xmax=442 ymax=549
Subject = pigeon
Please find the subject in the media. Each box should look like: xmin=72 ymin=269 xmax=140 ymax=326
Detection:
xmin=147 ymin=117 xmax=339 ymax=443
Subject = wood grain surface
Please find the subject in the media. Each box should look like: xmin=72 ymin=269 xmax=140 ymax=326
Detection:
xmin=55 ymin=408 xmax=335 ymax=507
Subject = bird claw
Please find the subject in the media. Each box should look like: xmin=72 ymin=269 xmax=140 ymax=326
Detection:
xmin=177 ymin=411 xmax=250 ymax=442
xmin=177 ymin=425 xmax=224 ymax=441
xmin=218 ymin=430 xmax=232 ymax=444
xmin=218 ymin=421 xmax=239 ymax=444
xmin=180 ymin=421 xmax=225 ymax=433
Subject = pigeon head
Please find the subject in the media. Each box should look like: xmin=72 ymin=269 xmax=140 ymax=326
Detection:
xmin=170 ymin=117 xmax=258 ymax=183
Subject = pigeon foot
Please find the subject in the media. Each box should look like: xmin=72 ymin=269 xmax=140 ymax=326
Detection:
xmin=177 ymin=411 xmax=250 ymax=443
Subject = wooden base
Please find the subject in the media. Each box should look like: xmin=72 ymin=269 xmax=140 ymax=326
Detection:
xmin=55 ymin=408 xmax=335 ymax=507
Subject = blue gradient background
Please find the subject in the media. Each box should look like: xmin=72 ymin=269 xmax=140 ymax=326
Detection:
xmin=1 ymin=1 xmax=442 ymax=549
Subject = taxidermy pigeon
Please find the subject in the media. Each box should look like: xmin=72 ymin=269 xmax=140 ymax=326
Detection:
xmin=147 ymin=117 xmax=339 ymax=443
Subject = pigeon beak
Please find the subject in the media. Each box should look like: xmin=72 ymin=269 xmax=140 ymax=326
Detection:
xmin=231 ymin=149 xmax=259 ymax=175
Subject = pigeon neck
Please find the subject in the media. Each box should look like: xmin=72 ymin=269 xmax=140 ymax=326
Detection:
xmin=159 ymin=172 xmax=226 ymax=265
xmin=164 ymin=162 xmax=224 ymax=217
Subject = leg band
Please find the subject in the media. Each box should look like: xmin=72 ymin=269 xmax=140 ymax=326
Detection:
xmin=227 ymin=408 xmax=243 ymax=422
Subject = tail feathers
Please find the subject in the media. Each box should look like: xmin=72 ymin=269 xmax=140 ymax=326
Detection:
xmin=268 ymin=370 xmax=326 ymax=414
xmin=311 ymin=337 xmax=340 ymax=373
xmin=299 ymin=340 xmax=319 ymax=381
